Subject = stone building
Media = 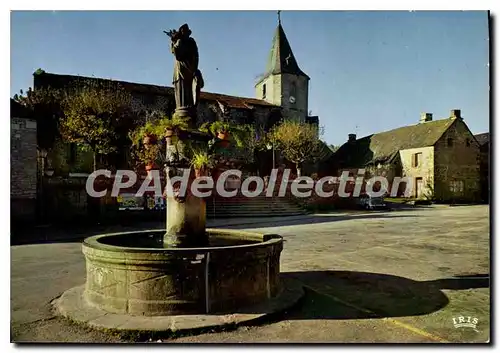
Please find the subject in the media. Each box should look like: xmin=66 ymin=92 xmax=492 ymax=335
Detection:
xmin=333 ymin=110 xmax=481 ymax=202
xmin=31 ymin=19 xmax=324 ymax=177
xmin=254 ymin=19 xmax=313 ymax=124
xmin=10 ymin=99 xmax=38 ymax=224
xmin=474 ymin=132 xmax=490 ymax=203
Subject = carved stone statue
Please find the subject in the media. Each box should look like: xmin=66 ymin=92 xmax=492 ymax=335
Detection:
xmin=164 ymin=24 xmax=208 ymax=247
xmin=166 ymin=23 xmax=204 ymax=122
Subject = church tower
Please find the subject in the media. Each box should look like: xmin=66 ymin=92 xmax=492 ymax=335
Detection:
xmin=255 ymin=12 xmax=310 ymax=123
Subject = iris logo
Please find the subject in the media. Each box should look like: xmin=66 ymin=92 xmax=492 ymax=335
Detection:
xmin=452 ymin=316 xmax=479 ymax=332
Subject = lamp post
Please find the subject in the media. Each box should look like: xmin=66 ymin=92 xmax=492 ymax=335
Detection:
xmin=38 ymin=149 xmax=48 ymax=224
xmin=266 ymin=141 xmax=275 ymax=172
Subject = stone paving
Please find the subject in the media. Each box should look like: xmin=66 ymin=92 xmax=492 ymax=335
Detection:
xmin=11 ymin=205 xmax=490 ymax=343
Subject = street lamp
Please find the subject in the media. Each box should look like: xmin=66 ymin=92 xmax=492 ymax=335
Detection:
xmin=266 ymin=141 xmax=275 ymax=171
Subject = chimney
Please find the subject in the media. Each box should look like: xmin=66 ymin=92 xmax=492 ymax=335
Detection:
xmin=419 ymin=113 xmax=433 ymax=123
xmin=348 ymin=134 xmax=356 ymax=142
xmin=450 ymin=109 xmax=462 ymax=120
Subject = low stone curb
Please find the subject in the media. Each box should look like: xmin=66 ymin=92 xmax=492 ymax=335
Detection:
xmin=53 ymin=278 xmax=304 ymax=336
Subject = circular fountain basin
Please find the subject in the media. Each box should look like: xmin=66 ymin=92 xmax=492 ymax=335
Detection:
xmin=81 ymin=229 xmax=283 ymax=316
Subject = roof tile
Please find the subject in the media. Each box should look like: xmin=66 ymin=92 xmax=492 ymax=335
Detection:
xmin=335 ymin=118 xmax=456 ymax=167
xmin=34 ymin=72 xmax=279 ymax=110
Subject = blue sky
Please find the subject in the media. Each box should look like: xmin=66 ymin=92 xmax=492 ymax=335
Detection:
xmin=10 ymin=11 xmax=489 ymax=145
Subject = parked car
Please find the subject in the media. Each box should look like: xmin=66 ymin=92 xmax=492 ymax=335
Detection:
xmin=357 ymin=195 xmax=389 ymax=210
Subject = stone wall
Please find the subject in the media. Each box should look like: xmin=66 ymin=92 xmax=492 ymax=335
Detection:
xmin=39 ymin=175 xmax=166 ymax=224
xmin=255 ymin=74 xmax=282 ymax=107
xmin=478 ymin=143 xmax=489 ymax=203
xmin=433 ymin=118 xmax=481 ymax=202
xmin=399 ymin=146 xmax=435 ymax=199
xmin=11 ymin=117 xmax=37 ymax=223
xmin=279 ymin=179 xmax=365 ymax=211
xmin=42 ymin=176 xmax=89 ymax=222
xmin=280 ymin=74 xmax=309 ymax=122
xmin=255 ymin=73 xmax=309 ymax=122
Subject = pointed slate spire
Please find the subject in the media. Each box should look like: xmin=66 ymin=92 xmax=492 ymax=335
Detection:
xmin=265 ymin=16 xmax=309 ymax=79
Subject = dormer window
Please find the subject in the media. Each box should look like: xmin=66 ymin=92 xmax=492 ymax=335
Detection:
xmin=262 ymin=84 xmax=266 ymax=99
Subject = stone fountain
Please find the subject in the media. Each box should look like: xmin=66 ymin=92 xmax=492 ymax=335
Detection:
xmin=54 ymin=24 xmax=303 ymax=335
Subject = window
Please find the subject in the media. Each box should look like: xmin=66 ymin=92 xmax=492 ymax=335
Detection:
xmin=412 ymin=152 xmax=422 ymax=167
xmin=262 ymin=84 xmax=266 ymax=99
xmin=466 ymin=139 xmax=471 ymax=147
xmin=450 ymin=180 xmax=464 ymax=193
xmin=447 ymin=138 xmax=454 ymax=147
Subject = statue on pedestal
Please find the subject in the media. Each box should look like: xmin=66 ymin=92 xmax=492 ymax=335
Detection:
xmin=165 ymin=24 xmax=204 ymax=123
xmin=163 ymin=24 xmax=208 ymax=247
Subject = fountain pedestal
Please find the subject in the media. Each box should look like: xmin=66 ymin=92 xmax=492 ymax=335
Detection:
xmin=52 ymin=23 xmax=304 ymax=335
xmin=52 ymin=109 xmax=304 ymax=337
xmin=164 ymin=192 xmax=207 ymax=247
xmin=163 ymin=130 xmax=210 ymax=248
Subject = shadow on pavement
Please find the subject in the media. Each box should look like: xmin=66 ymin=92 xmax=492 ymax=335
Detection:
xmin=225 ymin=213 xmax=419 ymax=230
xmin=11 ymin=213 xmax=419 ymax=246
xmin=275 ymin=270 xmax=490 ymax=320
xmin=10 ymin=222 xmax=164 ymax=246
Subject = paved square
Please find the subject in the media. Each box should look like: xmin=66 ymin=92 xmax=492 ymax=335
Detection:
xmin=11 ymin=205 xmax=490 ymax=343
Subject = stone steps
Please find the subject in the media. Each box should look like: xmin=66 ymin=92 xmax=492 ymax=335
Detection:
xmin=206 ymin=194 xmax=307 ymax=218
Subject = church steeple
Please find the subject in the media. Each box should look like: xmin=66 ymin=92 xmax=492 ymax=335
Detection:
xmin=264 ymin=14 xmax=309 ymax=79
xmin=255 ymin=12 xmax=310 ymax=123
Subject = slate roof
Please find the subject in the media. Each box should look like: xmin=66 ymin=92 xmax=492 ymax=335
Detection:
xmin=317 ymin=141 xmax=335 ymax=161
xmin=33 ymin=72 xmax=279 ymax=110
xmin=334 ymin=118 xmax=457 ymax=167
xmin=263 ymin=24 xmax=309 ymax=80
xmin=474 ymin=132 xmax=489 ymax=147
xmin=10 ymin=99 xmax=29 ymax=119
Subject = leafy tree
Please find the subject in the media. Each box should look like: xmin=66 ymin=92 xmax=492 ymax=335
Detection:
xmin=238 ymin=124 xmax=267 ymax=152
xmin=269 ymin=120 xmax=323 ymax=177
xmin=60 ymin=85 xmax=136 ymax=170
xmin=13 ymin=87 xmax=65 ymax=153
xmin=34 ymin=68 xmax=46 ymax=76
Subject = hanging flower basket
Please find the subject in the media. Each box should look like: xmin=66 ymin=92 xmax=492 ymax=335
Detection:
xmin=217 ymin=131 xmax=230 ymax=147
xmin=165 ymin=128 xmax=174 ymax=138
xmin=218 ymin=131 xmax=229 ymax=140
xmin=194 ymin=168 xmax=208 ymax=178
xmin=165 ymin=128 xmax=175 ymax=145
xmin=143 ymin=133 xmax=157 ymax=146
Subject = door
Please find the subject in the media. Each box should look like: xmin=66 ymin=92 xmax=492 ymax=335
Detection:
xmin=415 ymin=177 xmax=423 ymax=199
